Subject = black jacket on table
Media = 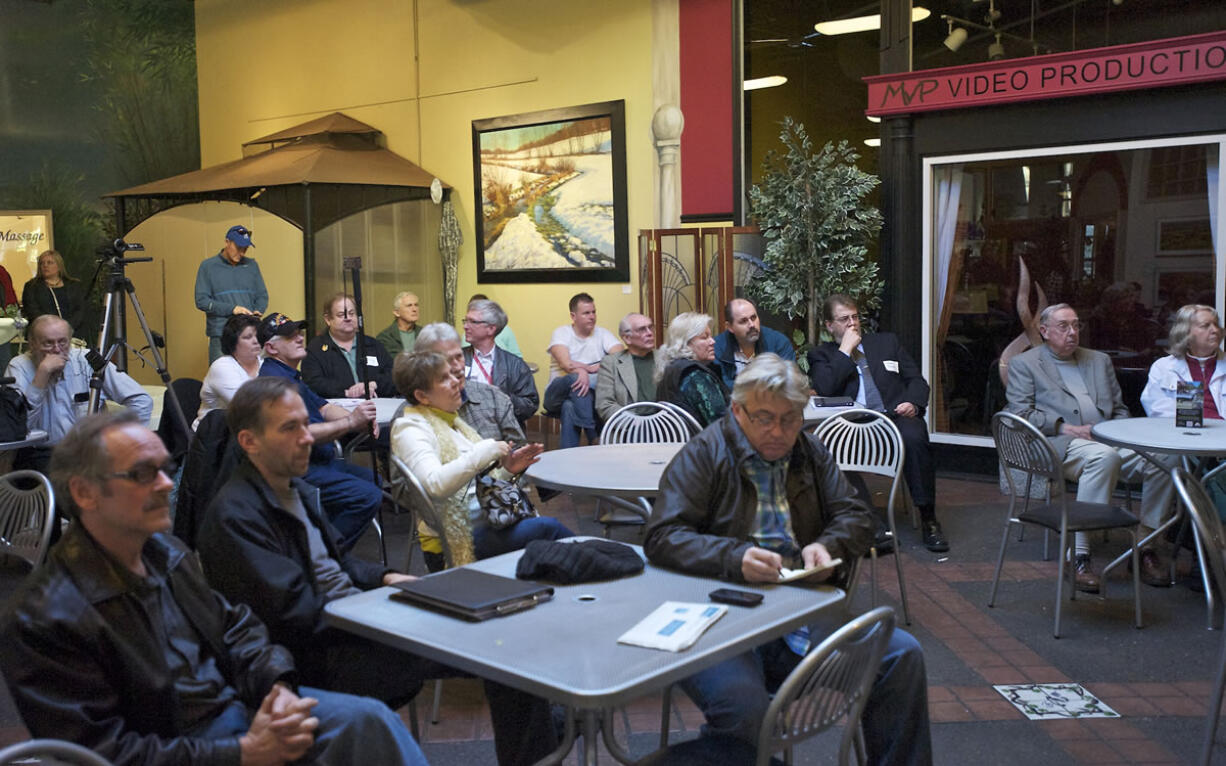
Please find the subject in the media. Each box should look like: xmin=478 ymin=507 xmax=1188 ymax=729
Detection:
xmin=806 ymin=332 xmax=930 ymax=416
xmin=463 ymin=346 xmax=539 ymax=424
xmin=301 ymin=332 xmax=395 ymax=399
xmin=0 ymin=523 xmax=296 ymax=766
xmin=644 ymin=411 xmax=874 ymax=585
xmin=196 ymin=461 xmax=391 ymax=684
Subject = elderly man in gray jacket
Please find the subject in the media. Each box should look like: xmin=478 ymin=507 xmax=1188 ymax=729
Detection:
xmin=1005 ymin=302 xmax=1175 ymax=592
xmin=595 ymin=312 xmax=657 ymax=421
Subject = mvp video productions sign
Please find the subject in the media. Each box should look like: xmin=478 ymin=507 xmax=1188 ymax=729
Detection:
xmin=865 ymin=30 xmax=1226 ymax=117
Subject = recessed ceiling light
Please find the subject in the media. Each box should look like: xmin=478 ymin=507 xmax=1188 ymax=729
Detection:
xmin=815 ymin=7 xmax=930 ymax=36
xmin=866 ymin=115 xmax=881 ymax=123
xmin=744 ymin=75 xmax=789 ymax=91
xmin=864 ymin=138 xmax=881 ymax=147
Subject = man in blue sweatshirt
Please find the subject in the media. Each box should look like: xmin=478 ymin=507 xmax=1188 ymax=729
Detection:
xmin=195 ymin=225 xmax=268 ymax=363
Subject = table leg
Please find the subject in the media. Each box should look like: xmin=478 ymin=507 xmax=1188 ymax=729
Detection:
xmin=532 ymin=706 xmax=577 ymax=766
xmin=599 ymin=708 xmax=638 ymax=764
xmin=1100 ymin=511 xmax=1180 ymax=585
xmin=582 ymin=710 xmax=599 ymax=765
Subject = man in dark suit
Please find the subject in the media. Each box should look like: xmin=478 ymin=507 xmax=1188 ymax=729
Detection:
xmin=463 ymin=299 xmax=539 ymax=427
xmin=807 ymin=293 xmax=948 ymax=552
xmin=302 ymin=292 xmax=395 ymax=399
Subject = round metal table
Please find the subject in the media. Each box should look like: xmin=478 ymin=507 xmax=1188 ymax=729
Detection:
xmin=525 ymin=443 xmax=683 ymax=499
xmin=1091 ymin=417 xmax=1226 ymax=463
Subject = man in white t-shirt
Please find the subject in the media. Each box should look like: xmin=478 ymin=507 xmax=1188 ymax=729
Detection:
xmin=544 ymin=292 xmax=623 ymax=447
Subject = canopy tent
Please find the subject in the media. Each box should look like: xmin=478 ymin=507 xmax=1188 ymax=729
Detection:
xmin=105 ymin=112 xmax=453 ymax=334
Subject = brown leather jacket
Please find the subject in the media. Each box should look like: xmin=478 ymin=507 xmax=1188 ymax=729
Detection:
xmin=644 ymin=411 xmax=874 ymax=583
xmin=0 ymin=524 xmax=296 ymax=765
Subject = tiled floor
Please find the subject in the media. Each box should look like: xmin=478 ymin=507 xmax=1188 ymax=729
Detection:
xmin=374 ymin=464 xmax=1225 ymax=765
xmin=1 ymin=451 xmax=1222 ymax=764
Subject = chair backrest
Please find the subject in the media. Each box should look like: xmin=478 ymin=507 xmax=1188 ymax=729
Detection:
xmin=601 ymin=401 xmax=700 ymax=445
xmin=173 ymin=409 xmax=239 ymax=549
xmin=1171 ymin=467 xmax=1226 ymax=593
xmin=156 ymin=378 xmax=202 ymax=462
xmin=0 ymin=470 xmax=55 ymax=569
xmin=389 ymin=454 xmax=453 ymax=568
xmin=990 ymin=412 xmax=1064 ymax=498
xmin=0 ymin=739 xmax=114 ymax=765
xmin=812 ymin=408 xmax=905 ymax=480
xmin=756 ymin=606 xmax=896 ymax=766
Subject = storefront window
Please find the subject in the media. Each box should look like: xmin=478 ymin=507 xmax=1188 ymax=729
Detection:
xmin=926 ymin=137 xmax=1223 ymax=442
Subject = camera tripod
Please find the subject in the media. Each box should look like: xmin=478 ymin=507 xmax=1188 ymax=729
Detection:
xmin=89 ymin=250 xmax=191 ymax=439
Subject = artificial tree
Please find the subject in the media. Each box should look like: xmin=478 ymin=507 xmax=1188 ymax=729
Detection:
xmin=747 ymin=117 xmax=884 ymax=350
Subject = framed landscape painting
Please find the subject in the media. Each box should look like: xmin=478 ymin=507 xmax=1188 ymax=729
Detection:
xmin=472 ymin=100 xmax=629 ymax=283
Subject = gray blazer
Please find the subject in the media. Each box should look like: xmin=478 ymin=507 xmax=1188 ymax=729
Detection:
xmin=595 ymin=349 xmax=652 ymax=421
xmin=1004 ymin=344 xmax=1129 ymax=458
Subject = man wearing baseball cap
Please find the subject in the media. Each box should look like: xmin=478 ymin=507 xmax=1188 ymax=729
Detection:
xmin=256 ymin=312 xmax=382 ymax=551
xmin=195 ymin=224 xmax=268 ymax=364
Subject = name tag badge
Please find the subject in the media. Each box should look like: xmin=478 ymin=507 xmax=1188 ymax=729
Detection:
xmin=884 ymin=360 xmax=900 ymax=373
xmin=366 ymin=356 xmax=379 ymax=366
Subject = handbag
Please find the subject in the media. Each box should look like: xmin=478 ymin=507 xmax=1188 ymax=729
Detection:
xmin=0 ymin=383 xmax=29 ymax=443
xmin=474 ymin=466 xmax=537 ymax=529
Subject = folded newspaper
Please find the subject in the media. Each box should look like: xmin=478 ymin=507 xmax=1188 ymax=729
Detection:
xmin=617 ymin=601 xmax=727 ymax=652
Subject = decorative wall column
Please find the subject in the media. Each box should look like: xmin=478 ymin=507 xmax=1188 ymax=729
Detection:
xmin=652 ymin=105 xmax=685 ymax=228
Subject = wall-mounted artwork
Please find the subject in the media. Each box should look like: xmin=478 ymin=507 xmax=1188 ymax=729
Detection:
xmin=472 ymin=100 xmax=629 ymax=283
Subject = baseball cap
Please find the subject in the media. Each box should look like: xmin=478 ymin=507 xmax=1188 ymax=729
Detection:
xmin=257 ymin=313 xmax=307 ymax=346
xmin=225 ymin=225 xmax=255 ymax=248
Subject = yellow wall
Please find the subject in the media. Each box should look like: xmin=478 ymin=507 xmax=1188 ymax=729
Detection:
xmin=188 ymin=0 xmax=656 ymax=386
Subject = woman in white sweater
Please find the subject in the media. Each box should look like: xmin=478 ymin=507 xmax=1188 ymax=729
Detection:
xmin=391 ymin=350 xmax=571 ymax=568
xmin=1141 ymin=304 xmax=1225 ymax=419
xmin=194 ymin=314 xmax=262 ymax=429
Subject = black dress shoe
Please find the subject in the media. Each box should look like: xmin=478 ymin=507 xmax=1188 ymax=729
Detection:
xmin=922 ymin=520 xmax=949 ymax=553
xmin=1073 ymin=554 xmax=1100 ymax=594
xmin=871 ymin=526 xmax=894 ymax=555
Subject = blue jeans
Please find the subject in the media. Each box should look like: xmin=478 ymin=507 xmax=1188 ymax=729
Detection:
xmin=544 ymin=374 xmax=597 ymax=448
xmin=188 ymin=687 xmax=426 ymax=765
xmin=677 ymin=627 xmax=932 ymax=766
xmin=304 ymin=458 xmax=382 ymax=551
xmin=207 ymin=336 xmax=223 ymax=365
xmin=474 ymin=516 xmax=574 ymax=559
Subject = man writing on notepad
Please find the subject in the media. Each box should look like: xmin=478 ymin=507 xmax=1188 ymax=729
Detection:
xmin=645 ymin=353 xmax=932 ymax=766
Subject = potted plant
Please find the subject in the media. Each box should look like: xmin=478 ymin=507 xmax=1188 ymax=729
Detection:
xmin=747 ymin=118 xmax=884 ymax=361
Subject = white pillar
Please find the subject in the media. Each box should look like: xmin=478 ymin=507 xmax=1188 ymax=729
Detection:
xmin=652 ymin=104 xmax=684 ymax=228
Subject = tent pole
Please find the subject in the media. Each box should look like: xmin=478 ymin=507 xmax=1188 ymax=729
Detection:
xmin=302 ymin=184 xmax=315 ymax=335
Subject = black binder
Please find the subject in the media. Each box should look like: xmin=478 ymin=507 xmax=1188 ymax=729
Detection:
xmin=811 ymin=396 xmax=856 ymax=408
xmin=388 ymin=567 xmax=554 ymax=621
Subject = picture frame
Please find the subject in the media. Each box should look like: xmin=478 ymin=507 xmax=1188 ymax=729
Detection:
xmin=472 ymin=100 xmax=629 ymax=283
xmin=1156 ymin=217 xmax=1213 ymax=256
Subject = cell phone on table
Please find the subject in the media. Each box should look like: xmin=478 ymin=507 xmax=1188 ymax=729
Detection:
xmin=709 ymin=588 xmax=764 ymax=607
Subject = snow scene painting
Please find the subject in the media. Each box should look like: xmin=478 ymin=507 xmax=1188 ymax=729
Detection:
xmin=473 ymin=101 xmax=628 ymax=283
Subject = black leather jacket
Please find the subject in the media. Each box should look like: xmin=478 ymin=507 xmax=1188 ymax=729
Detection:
xmin=197 ymin=462 xmax=390 ymax=685
xmin=644 ymin=411 xmax=874 ymax=583
xmin=0 ymin=524 xmax=296 ymax=766
xmin=301 ymin=332 xmax=395 ymax=399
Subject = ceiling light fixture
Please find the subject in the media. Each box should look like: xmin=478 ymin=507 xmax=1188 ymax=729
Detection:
xmin=943 ymin=25 xmax=968 ymax=52
xmin=988 ymin=33 xmax=1006 ymax=60
xmin=743 ymin=75 xmax=789 ymax=91
xmin=866 ymin=115 xmax=882 ymax=124
xmin=864 ymin=138 xmax=881 ymax=148
xmin=815 ymin=6 xmax=930 ymax=36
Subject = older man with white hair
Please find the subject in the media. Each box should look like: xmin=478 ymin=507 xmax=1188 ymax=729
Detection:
xmin=375 ymin=290 xmax=421 ymax=357
xmin=595 ymin=312 xmax=657 ymax=422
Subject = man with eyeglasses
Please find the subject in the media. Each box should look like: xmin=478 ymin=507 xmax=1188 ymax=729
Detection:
xmin=462 ymin=299 xmax=538 ymax=426
xmin=0 ymin=410 xmax=426 ymax=765
xmin=5 ymin=315 xmax=152 ymax=472
xmin=194 ymin=225 xmax=268 ymax=364
xmin=645 ymin=353 xmax=932 ymax=766
xmin=712 ymin=298 xmax=796 ymax=389
xmin=302 ymin=293 xmax=395 ymax=399
xmin=808 ymin=293 xmax=948 ymax=552
xmin=1005 ymin=302 xmax=1176 ymax=593
xmin=595 ymin=312 xmax=657 ymax=421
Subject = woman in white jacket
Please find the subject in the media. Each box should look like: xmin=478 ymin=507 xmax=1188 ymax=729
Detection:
xmin=1141 ymin=304 xmax=1225 ymax=418
xmin=391 ymin=350 xmax=571 ymax=568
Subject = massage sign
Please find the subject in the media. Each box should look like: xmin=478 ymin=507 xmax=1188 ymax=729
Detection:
xmin=865 ymin=30 xmax=1226 ymax=117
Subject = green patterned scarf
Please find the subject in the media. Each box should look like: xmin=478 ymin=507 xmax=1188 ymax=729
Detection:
xmin=406 ymin=405 xmax=483 ymax=565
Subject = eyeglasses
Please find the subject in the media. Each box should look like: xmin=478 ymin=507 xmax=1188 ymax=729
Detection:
xmin=832 ymin=314 xmax=860 ymax=325
xmin=1045 ymin=320 xmax=1085 ymax=334
xmin=462 ymin=318 xmax=490 ymax=326
xmin=109 ymin=460 xmax=175 ymax=485
xmin=743 ymin=409 xmax=804 ymax=431
xmin=233 ymin=227 xmax=252 ymax=237
xmin=37 ymin=338 xmax=71 ymax=352
xmin=628 ymin=325 xmax=654 ymax=335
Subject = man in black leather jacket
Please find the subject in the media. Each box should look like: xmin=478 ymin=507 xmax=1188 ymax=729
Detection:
xmin=0 ymin=410 xmax=424 ymax=765
xmin=645 ymin=354 xmax=933 ymax=766
xmin=198 ymin=377 xmax=557 ymax=766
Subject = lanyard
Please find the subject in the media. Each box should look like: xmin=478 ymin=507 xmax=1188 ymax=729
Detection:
xmin=472 ymin=352 xmax=494 ymax=384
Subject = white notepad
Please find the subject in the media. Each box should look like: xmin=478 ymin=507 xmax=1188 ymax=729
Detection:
xmin=617 ymin=601 xmax=727 ymax=652
xmin=778 ymin=557 xmax=843 ymax=583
